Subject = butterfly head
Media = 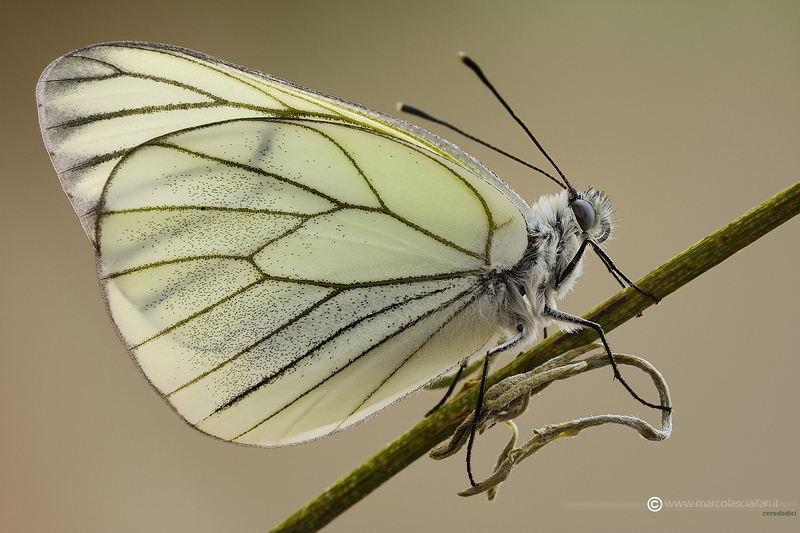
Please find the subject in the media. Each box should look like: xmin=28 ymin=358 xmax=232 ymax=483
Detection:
xmin=569 ymin=186 xmax=613 ymax=244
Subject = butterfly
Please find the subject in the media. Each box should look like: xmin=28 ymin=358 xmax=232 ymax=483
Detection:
xmin=37 ymin=41 xmax=661 ymax=451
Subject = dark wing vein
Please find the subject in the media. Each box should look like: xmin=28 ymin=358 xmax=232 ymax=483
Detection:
xmin=225 ymin=282 xmax=481 ymax=439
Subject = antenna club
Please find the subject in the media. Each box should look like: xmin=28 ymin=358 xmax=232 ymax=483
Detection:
xmin=458 ymin=53 xmax=481 ymax=74
xmin=395 ymin=102 xmax=404 ymax=112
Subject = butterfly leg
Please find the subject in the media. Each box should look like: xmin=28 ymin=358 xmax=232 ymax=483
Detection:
xmin=556 ymin=237 xmax=591 ymax=290
xmin=466 ymin=326 xmax=525 ymax=486
xmin=425 ymin=360 xmax=469 ymax=417
xmin=587 ymin=239 xmax=660 ymax=303
xmin=542 ymin=306 xmax=669 ymax=412
xmin=557 ymin=237 xmax=660 ymax=304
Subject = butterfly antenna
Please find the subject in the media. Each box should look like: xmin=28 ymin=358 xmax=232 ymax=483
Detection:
xmin=396 ymin=103 xmax=561 ymax=185
xmin=458 ymin=52 xmax=575 ymax=195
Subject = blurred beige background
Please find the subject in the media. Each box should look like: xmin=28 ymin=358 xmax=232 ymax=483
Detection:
xmin=2 ymin=1 xmax=797 ymax=531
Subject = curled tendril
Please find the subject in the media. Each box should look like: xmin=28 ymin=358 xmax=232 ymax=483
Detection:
xmin=429 ymin=345 xmax=673 ymax=498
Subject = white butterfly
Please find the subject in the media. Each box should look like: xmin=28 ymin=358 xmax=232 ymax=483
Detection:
xmin=37 ymin=42 xmax=657 ymax=448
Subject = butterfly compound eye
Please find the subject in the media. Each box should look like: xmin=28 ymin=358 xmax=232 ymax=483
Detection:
xmin=570 ymin=198 xmax=596 ymax=231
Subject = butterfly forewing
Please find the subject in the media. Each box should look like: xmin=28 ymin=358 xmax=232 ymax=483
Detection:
xmin=38 ymin=42 xmax=532 ymax=445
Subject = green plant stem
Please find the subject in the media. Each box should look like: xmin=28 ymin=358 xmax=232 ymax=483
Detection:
xmin=270 ymin=181 xmax=800 ymax=533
